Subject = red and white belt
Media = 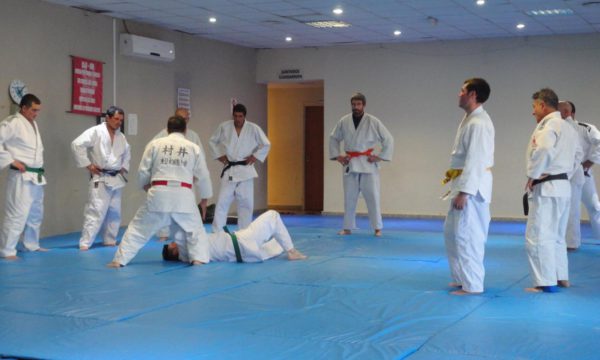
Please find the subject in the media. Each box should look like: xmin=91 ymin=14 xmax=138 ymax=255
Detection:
xmin=151 ymin=180 xmax=192 ymax=189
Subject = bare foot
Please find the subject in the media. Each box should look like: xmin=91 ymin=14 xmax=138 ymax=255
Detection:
xmin=106 ymin=262 xmax=123 ymax=268
xmin=191 ymin=260 xmax=205 ymax=266
xmin=557 ymin=280 xmax=570 ymax=288
xmin=79 ymin=246 xmax=89 ymax=251
xmin=567 ymin=247 xmax=577 ymax=252
xmin=158 ymin=237 xmax=169 ymax=242
xmin=36 ymin=247 xmax=49 ymax=252
xmin=374 ymin=229 xmax=382 ymax=237
xmin=448 ymin=282 xmax=462 ymax=288
xmin=287 ymin=248 xmax=307 ymax=260
xmin=525 ymin=287 xmax=543 ymax=293
xmin=450 ymin=289 xmax=482 ymax=296
xmin=337 ymin=229 xmax=351 ymax=235
xmin=103 ymin=242 xmax=117 ymax=247
xmin=3 ymin=255 xmax=19 ymax=261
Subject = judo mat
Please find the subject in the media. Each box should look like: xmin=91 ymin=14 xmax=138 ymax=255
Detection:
xmin=1 ymin=215 xmax=600 ymax=359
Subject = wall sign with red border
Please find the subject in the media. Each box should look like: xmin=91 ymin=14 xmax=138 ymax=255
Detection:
xmin=71 ymin=56 xmax=103 ymax=116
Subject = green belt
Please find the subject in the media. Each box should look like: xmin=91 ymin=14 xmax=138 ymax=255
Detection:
xmin=223 ymin=226 xmax=243 ymax=263
xmin=10 ymin=165 xmax=45 ymax=182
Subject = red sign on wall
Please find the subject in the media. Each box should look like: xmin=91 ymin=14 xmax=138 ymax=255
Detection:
xmin=71 ymin=56 xmax=103 ymax=116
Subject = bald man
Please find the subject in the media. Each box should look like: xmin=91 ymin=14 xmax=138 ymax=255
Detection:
xmin=559 ymin=101 xmax=600 ymax=250
xmin=153 ymin=108 xmax=211 ymax=241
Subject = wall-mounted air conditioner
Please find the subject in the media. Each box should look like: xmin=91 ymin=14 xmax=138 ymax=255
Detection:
xmin=119 ymin=34 xmax=175 ymax=62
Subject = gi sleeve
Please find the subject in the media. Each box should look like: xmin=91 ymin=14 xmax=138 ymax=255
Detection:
xmin=585 ymin=124 xmax=600 ymax=164
xmin=252 ymin=125 xmax=270 ymax=162
xmin=329 ymin=119 xmax=344 ymax=160
xmin=193 ymin=146 xmax=213 ymax=199
xmin=121 ymin=139 xmax=131 ymax=172
xmin=527 ymin=123 xmax=559 ymax=179
xmin=454 ymin=122 xmax=486 ymax=195
xmin=137 ymin=142 xmax=154 ymax=190
xmin=208 ymin=124 xmax=225 ymax=160
xmin=376 ymin=120 xmax=394 ymax=161
xmin=71 ymin=127 xmax=96 ymax=168
xmin=0 ymin=119 xmax=16 ymax=170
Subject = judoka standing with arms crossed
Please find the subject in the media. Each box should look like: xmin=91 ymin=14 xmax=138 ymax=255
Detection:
xmin=329 ymin=93 xmax=394 ymax=237
xmin=209 ymin=103 xmax=270 ymax=232
xmin=443 ymin=78 xmax=494 ymax=296
xmin=524 ymin=88 xmax=577 ymax=292
xmin=71 ymin=106 xmax=130 ymax=250
xmin=108 ymin=115 xmax=212 ymax=267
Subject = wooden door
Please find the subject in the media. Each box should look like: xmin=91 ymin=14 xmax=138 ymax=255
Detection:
xmin=304 ymin=106 xmax=324 ymax=212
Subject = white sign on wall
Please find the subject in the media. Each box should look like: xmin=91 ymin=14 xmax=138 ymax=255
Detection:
xmin=177 ymin=87 xmax=191 ymax=114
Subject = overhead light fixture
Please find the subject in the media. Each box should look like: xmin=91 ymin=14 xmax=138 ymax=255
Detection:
xmin=333 ymin=7 xmax=343 ymax=15
xmin=305 ymin=21 xmax=351 ymax=28
xmin=476 ymin=0 xmax=485 ymax=5
xmin=393 ymin=30 xmax=402 ymax=36
xmin=516 ymin=23 xmax=526 ymax=29
xmin=209 ymin=17 xmax=217 ymax=23
xmin=285 ymin=36 xmax=292 ymax=42
xmin=526 ymin=8 xmax=574 ymax=16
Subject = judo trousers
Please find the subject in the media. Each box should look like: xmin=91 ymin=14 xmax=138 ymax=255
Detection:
xmin=79 ymin=181 xmax=122 ymax=248
xmin=444 ymin=193 xmax=490 ymax=293
xmin=212 ymin=178 xmax=253 ymax=232
xmin=343 ymin=172 xmax=382 ymax=230
xmin=526 ymin=188 xmax=570 ymax=287
xmin=0 ymin=171 xmax=44 ymax=257
xmin=236 ymin=210 xmax=293 ymax=256
xmin=582 ymin=173 xmax=600 ymax=239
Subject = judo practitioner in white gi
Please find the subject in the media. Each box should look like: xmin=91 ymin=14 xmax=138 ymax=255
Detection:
xmin=558 ymin=101 xmax=600 ymax=250
xmin=209 ymin=103 xmax=270 ymax=232
xmin=108 ymin=115 xmax=212 ymax=267
xmin=443 ymin=78 xmax=494 ymax=295
xmin=72 ymin=106 xmax=131 ymax=250
xmin=329 ymin=93 xmax=394 ymax=236
xmin=162 ymin=210 xmax=307 ymax=263
xmin=153 ymin=108 xmax=210 ymax=241
xmin=525 ymin=88 xmax=578 ymax=292
xmin=0 ymin=94 xmax=47 ymax=259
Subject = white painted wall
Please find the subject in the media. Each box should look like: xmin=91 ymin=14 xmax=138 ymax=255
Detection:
xmin=0 ymin=0 xmax=266 ymax=237
xmin=257 ymin=35 xmax=600 ymax=219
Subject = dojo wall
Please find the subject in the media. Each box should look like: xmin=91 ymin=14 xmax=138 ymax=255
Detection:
xmin=0 ymin=0 xmax=266 ymax=237
xmin=257 ymin=35 xmax=600 ymax=219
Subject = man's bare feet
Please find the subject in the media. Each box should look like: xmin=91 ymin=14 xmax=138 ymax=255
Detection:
xmin=450 ymin=289 xmax=482 ymax=296
xmin=79 ymin=246 xmax=89 ymax=251
xmin=287 ymin=248 xmax=307 ymax=260
xmin=374 ymin=229 xmax=382 ymax=237
xmin=448 ymin=282 xmax=462 ymax=288
xmin=525 ymin=287 xmax=543 ymax=293
xmin=191 ymin=260 xmax=205 ymax=266
xmin=337 ymin=229 xmax=351 ymax=235
xmin=3 ymin=255 xmax=19 ymax=261
xmin=557 ymin=280 xmax=570 ymax=288
xmin=158 ymin=237 xmax=169 ymax=242
xmin=567 ymin=247 xmax=577 ymax=252
xmin=106 ymin=262 xmax=123 ymax=268
xmin=36 ymin=247 xmax=49 ymax=252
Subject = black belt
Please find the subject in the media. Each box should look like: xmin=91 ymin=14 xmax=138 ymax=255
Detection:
xmin=220 ymin=161 xmax=247 ymax=178
xmin=523 ymin=173 xmax=568 ymax=215
xmin=223 ymin=226 xmax=243 ymax=263
xmin=101 ymin=169 xmax=120 ymax=176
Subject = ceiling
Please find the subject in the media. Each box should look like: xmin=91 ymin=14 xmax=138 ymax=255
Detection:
xmin=41 ymin=0 xmax=600 ymax=48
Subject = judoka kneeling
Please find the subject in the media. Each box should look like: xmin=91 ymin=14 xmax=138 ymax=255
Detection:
xmin=163 ymin=210 xmax=307 ymax=263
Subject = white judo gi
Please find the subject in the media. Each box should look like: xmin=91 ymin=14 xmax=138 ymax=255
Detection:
xmin=153 ymin=128 xmax=210 ymax=238
xmin=525 ymin=111 xmax=578 ymax=287
xmin=329 ymin=113 xmax=394 ymax=230
xmin=565 ymin=118 xmax=600 ymax=248
xmin=72 ymin=123 xmax=131 ymax=248
xmin=443 ymin=106 xmax=494 ymax=293
xmin=209 ymin=120 xmax=270 ymax=232
xmin=175 ymin=210 xmax=292 ymax=263
xmin=0 ymin=113 xmax=46 ymax=257
xmin=112 ymin=132 xmax=212 ymax=265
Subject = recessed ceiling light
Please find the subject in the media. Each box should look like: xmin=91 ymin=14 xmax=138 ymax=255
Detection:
xmin=516 ymin=23 xmax=526 ymax=29
xmin=305 ymin=21 xmax=351 ymax=28
xmin=285 ymin=36 xmax=292 ymax=42
xmin=526 ymin=8 xmax=574 ymax=16
xmin=209 ymin=17 xmax=217 ymax=23
xmin=476 ymin=0 xmax=485 ymax=5
xmin=393 ymin=30 xmax=402 ymax=36
xmin=332 ymin=8 xmax=343 ymax=15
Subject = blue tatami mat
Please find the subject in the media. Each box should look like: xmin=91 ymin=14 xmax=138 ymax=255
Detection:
xmin=1 ymin=215 xmax=600 ymax=359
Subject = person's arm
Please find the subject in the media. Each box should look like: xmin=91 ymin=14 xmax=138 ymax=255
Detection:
xmin=370 ymin=119 xmax=394 ymax=163
xmin=137 ymin=142 xmax=154 ymax=191
xmin=0 ymin=119 xmax=17 ymax=170
xmin=71 ymin=127 xmax=102 ymax=175
xmin=329 ymin=119 xmax=347 ymax=164
xmin=249 ymin=125 xmax=270 ymax=164
xmin=208 ymin=124 xmax=226 ymax=161
xmin=527 ymin=124 xmax=558 ymax=180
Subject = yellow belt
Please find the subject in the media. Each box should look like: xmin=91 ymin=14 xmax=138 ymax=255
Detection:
xmin=442 ymin=167 xmax=492 ymax=185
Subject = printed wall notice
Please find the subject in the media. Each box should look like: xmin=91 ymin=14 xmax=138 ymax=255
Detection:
xmin=71 ymin=56 xmax=103 ymax=116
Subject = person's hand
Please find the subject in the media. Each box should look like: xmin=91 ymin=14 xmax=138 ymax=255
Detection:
xmin=367 ymin=154 xmax=381 ymax=163
xmin=119 ymin=167 xmax=128 ymax=175
xmin=583 ymin=160 xmax=594 ymax=171
xmin=11 ymin=160 xmax=26 ymax=172
xmin=199 ymin=198 xmax=208 ymax=221
xmin=217 ymin=156 xmax=228 ymax=165
xmin=336 ymin=155 xmax=349 ymax=165
xmin=525 ymin=178 xmax=534 ymax=192
xmin=452 ymin=192 xmax=468 ymax=210
xmin=245 ymin=154 xmax=257 ymax=165
xmin=87 ymin=164 xmax=101 ymax=176
xmin=143 ymin=183 xmax=151 ymax=192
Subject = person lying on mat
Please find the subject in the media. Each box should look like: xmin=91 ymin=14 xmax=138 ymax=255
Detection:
xmin=162 ymin=210 xmax=307 ymax=264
